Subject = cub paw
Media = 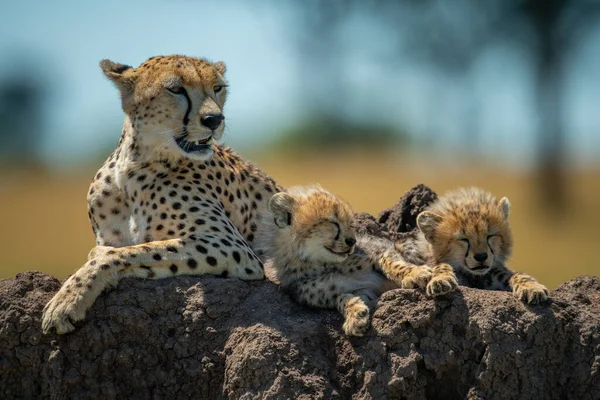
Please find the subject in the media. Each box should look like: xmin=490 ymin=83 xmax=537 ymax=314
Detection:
xmin=513 ymin=282 xmax=549 ymax=304
xmin=401 ymin=267 xmax=432 ymax=290
xmin=343 ymin=299 xmax=370 ymax=337
xmin=426 ymin=269 xmax=459 ymax=297
xmin=41 ymin=287 xmax=88 ymax=335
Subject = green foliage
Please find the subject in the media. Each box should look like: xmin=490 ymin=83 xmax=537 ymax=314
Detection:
xmin=271 ymin=117 xmax=407 ymax=151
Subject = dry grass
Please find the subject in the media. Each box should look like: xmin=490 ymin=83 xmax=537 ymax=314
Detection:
xmin=1 ymin=150 xmax=598 ymax=289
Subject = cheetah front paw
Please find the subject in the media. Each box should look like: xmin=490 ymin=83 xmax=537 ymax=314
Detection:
xmin=426 ymin=270 xmax=459 ymax=297
xmin=513 ymin=282 xmax=549 ymax=304
xmin=343 ymin=299 xmax=370 ymax=336
xmin=42 ymin=288 xmax=88 ymax=335
xmin=401 ymin=267 xmax=433 ymax=290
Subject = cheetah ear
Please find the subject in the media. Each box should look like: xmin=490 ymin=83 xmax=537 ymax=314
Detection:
xmin=214 ymin=61 xmax=226 ymax=75
xmin=417 ymin=211 xmax=443 ymax=243
xmin=100 ymin=59 xmax=136 ymax=105
xmin=498 ymin=197 xmax=511 ymax=220
xmin=268 ymin=192 xmax=295 ymax=228
xmin=100 ymin=59 xmax=134 ymax=84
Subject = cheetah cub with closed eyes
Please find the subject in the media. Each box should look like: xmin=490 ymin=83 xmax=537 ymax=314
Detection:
xmin=407 ymin=187 xmax=549 ymax=304
xmin=256 ymin=185 xmax=448 ymax=336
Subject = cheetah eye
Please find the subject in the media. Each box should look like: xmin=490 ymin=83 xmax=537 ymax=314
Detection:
xmin=330 ymin=221 xmax=341 ymax=240
xmin=459 ymin=238 xmax=470 ymax=245
xmin=167 ymin=86 xmax=185 ymax=95
xmin=487 ymin=234 xmax=499 ymax=245
xmin=213 ymin=85 xmax=226 ymax=93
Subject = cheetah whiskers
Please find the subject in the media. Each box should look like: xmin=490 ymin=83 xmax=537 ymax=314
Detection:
xmin=149 ymin=131 xmax=188 ymax=162
xmin=154 ymin=127 xmax=187 ymax=136
xmin=153 ymin=132 xmax=185 ymax=154
xmin=221 ymin=124 xmax=233 ymax=142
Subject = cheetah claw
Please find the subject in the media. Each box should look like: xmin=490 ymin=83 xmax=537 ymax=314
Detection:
xmin=513 ymin=282 xmax=549 ymax=304
xmin=343 ymin=303 xmax=370 ymax=336
xmin=426 ymin=273 xmax=459 ymax=297
xmin=401 ymin=267 xmax=433 ymax=290
xmin=42 ymin=290 xmax=88 ymax=335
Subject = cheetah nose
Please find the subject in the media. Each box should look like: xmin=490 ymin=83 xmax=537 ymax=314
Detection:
xmin=345 ymin=237 xmax=356 ymax=247
xmin=474 ymin=252 xmax=488 ymax=262
xmin=200 ymin=114 xmax=224 ymax=130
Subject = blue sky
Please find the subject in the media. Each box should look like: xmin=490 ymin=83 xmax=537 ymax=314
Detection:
xmin=0 ymin=0 xmax=599 ymax=168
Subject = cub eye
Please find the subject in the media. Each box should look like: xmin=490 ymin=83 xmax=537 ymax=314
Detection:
xmin=459 ymin=238 xmax=470 ymax=245
xmin=213 ymin=85 xmax=225 ymax=93
xmin=167 ymin=86 xmax=185 ymax=94
xmin=487 ymin=234 xmax=499 ymax=245
xmin=330 ymin=221 xmax=341 ymax=240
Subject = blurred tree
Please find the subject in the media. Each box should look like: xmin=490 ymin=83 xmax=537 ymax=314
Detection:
xmin=513 ymin=0 xmax=600 ymax=212
xmin=0 ymin=60 xmax=48 ymax=167
xmin=271 ymin=0 xmax=600 ymax=213
xmin=285 ymin=0 xmax=406 ymax=148
xmin=379 ymin=0 xmax=504 ymax=147
xmin=373 ymin=0 xmax=600 ymax=214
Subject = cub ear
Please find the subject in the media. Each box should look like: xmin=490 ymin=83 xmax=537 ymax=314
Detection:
xmin=417 ymin=211 xmax=443 ymax=243
xmin=214 ymin=61 xmax=226 ymax=75
xmin=268 ymin=192 xmax=295 ymax=228
xmin=498 ymin=197 xmax=511 ymax=220
xmin=100 ymin=59 xmax=136 ymax=102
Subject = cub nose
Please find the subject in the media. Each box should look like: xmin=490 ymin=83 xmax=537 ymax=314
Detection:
xmin=345 ymin=237 xmax=356 ymax=247
xmin=200 ymin=114 xmax=224 ymax=130
xmin=474 ymin=252 xmax=488 ymax=262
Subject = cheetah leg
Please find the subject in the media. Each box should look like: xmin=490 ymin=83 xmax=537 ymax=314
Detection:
xmin=376 ymin=250 xmax=433 ymax=291
xmin=426 ymin=263 xmax=459 ymax=297
xmin=42 ymin=236 xmax=264 ymax=335
xmin=506 ymin=271 xmax=549 ymax=304
xmin=289 ymin=275 xmax=373 ymax=336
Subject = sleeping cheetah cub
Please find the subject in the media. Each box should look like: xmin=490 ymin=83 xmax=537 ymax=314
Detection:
xmin=257 ymin=185 xmax=452 ymax=336
xmin=406 ymin=187 xmax=549 ymax=304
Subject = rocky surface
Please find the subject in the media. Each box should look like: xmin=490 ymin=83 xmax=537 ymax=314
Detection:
xmin=1 ymin=185 xmax=599 ymax=399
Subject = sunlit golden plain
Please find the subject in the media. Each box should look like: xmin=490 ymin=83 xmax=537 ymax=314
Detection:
xmin=1 ymin=150 xmax=598 ymax=289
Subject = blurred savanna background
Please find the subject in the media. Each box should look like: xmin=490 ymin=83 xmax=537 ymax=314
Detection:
xmin=0 ymin=0 xmax=599 ymax=289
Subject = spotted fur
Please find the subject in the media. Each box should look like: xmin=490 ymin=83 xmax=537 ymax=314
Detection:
xmin=406 ymin=187 xmax=549 ymax=304
xmin=256 ymin=186 xmax=434 ymax=336
xmin=42 ymin=55 xmax=283 ymax=334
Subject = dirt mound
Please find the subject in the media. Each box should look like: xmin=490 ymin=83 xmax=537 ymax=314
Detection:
xmin=1 ymin=185 xmax=599 ymax=399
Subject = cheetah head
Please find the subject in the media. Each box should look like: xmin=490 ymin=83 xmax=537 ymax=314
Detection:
xmin=268 ymin=186 xmax=357 ymax=263
xmin=416 ymin=187 xmax=513 ymax=275
xmin=101 ymin=55 xmax=228 ymax=162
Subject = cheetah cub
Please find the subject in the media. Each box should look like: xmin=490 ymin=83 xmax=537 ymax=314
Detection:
xmin=408 ymin=187 xmax=549 ymax=304
xmin=257 ymin=185 xmax=437 ymax=336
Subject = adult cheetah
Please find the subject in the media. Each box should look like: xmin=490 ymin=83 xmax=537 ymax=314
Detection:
xmin=42 ymin=55 xmax=282 ymax=334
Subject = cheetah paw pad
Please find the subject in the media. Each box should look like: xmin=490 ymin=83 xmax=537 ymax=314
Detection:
xmin=343 ymin=304 xmax=370 ymax=337
xmin=41 ymin=291 xmax=87 ymax=335
xmin=401 ymin=268 xmax=433 ymax=290
xmin=514 ymin=283 xmax=549 ymax=304
xmin=426 ymin=273 xmax=459 ymax=297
